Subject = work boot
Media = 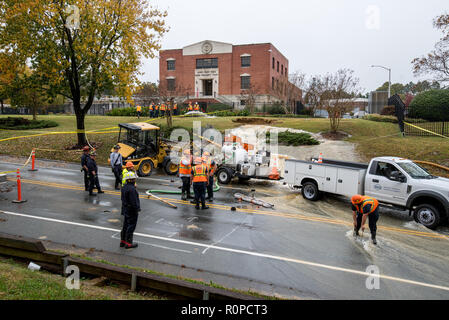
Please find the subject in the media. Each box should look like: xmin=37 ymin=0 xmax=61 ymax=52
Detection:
xmin=89 ymin=193 xmax=97 ymax=196
xmin=202 ymin=206 xmax=210 ymax=210
xmin=120 ymin=240 xmax=126 ymax=248
xmin=195 ymin=205 xmax=200 ymax=210
xmin=125 ymin=242 xmax=138 ymax=249
xmin=208 ymin=197 xmax=214 ymax=202
xmin=372 ymin=238 xmax=377 ymax=245
xmin=190 ymin=200 xmax=196 ymax=204
xmin=98 ymin=190 xmax=105 ymax=194
xmin=353 ymin=230 xmax=359 ymax=237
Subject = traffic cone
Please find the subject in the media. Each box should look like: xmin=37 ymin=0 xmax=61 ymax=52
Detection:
xmin=29 ymin=149 xmax=38 ymax=171
xmin=12 ymin=168 xmax=27 ymax=204
xmin=317 ymin=153 xmax=323 ymax=164
xmin=268 ymin=155 xmax=280 ymax=180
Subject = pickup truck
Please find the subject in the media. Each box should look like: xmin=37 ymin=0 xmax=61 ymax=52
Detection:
xmin=284 ymin=157 xmax=449 ymax=229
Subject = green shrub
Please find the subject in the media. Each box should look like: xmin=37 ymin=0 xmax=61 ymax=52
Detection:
xmin=210 ymin=109 xmax=250 ymax=117
xmin=0 ymin=117 xmax=58 ymax=130
xmin=380 ymin=106 xmax=396 ymax=116
xmin=107 ymin=106 xmax=151 ymax=117
xmin=408 ymin=89 xmax=449 ymax=121
xmin=207 ymin=103 xmax=233 ymax=112
xmin=363 ymin=114 xmax=426 ymax=124
xmin=266 ymin=131 xmax=320 ymax=146
xmin=263 ymin=104 xmax=286 ymax=115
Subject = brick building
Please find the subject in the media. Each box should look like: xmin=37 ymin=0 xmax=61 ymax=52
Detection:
xmin=159 ymin=40 xmax=302 ymax=111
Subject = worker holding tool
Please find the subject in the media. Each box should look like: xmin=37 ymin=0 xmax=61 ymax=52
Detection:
xmin=120 ymin=171 xmax=140 ymax=249
xmin=81 ymin=146 xmax=91 ymax=191
xmin=110 ymin=145 xmax=123 ymax=190
xmin=191 ymin=157 xmax=209 ymax=210
xmin=179 ymin=149 xmax=192 ymax=201
xmin=351 ymin=195 xmax=380 ymax=245
xmin=86 ymin=152 xmax=104 ymax=196
xmin=202 ymin=152 xmax=216 ymax=202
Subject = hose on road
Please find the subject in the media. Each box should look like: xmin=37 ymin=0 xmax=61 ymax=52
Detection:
xmin=148 ymin=180 xmax=220 ymax=194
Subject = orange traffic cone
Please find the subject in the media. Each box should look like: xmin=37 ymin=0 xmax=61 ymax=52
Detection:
xmin=317 ymin=153 xmax=323 ymax=164
xmin=268 ymin=155 xmax=280 ymax=180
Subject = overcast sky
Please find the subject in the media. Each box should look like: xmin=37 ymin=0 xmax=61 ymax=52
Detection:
xmin=141 ymin=0 xmax=448 ymax=93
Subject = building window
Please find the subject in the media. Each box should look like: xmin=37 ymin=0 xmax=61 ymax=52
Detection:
xmin=277 ymin=61 xmax=279 ymax=72
xmin=167 ymin=79 xmax=175 ymax=91
xmin=241 ymin=76 xmax=250 ymax=90
xmin=285 ymin=68 xmax=287 ymax=77
xmin=241 ymin=56 xmax=251 ymax=67
xmin=281 ymin=65 xmax=284 ymax=75
xmin=196 ymin=58 xmax=218 ymax=69
xmin=272 ymin=77 xmax=275 ymax=90
xmin=167 ymin=60 xmax=175 ymax=71
xmin=272 ymin=58 xmax=275 ymax=69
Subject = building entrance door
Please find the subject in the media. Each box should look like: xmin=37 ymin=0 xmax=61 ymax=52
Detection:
xmin=203 ymin=80 xmax=213 ymax=97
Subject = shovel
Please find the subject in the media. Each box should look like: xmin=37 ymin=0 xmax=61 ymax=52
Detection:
xmin=146 ymin=191 xmax=177 ymax=209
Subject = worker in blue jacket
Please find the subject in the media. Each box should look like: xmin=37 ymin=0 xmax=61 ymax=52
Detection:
xmin=120 ymin=171 xmax=141 ymax=249
xmin=86 ymin=152 xmax=104 ymax=196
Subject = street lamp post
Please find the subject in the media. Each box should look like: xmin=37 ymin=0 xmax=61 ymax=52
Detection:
xmin=371 ymin=65 xmax=392 ymax=98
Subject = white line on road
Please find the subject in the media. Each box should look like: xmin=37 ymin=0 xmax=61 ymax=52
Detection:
xmin=110 ymin=233 xmax=191 ymax=254
xmin=2 ymin=209 xmax=449 ymax=293
xmin=202 ymin=216 xmax=248 ymax=255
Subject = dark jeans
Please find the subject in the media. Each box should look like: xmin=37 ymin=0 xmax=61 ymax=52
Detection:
xmin=207 ymin=176 xmax=214 ymax=199
xmin=121 ymin=209 xmax=139 ymax=243
xmin=88 ymin=174 xmax=102 ymax=193
xmin=355 ymin=208 xmax=379 ymax=239
xmin=181 ymin=176 xmax=191 ymax=196
xmin=113 ymin=165 xmax=122 ymax=188
xmin=83 ymin=170 xmax=89 ymax=190
xmin=150 ymin=111 xmax=154 ymax=118
xmin=137 ymin=111 xmax=141 ymax=119
xmin=193 ymin=182 xmax=206 ymax=208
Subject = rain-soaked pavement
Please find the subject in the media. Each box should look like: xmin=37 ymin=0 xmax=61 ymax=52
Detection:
xmin=0 ymin=157 xmax=449 ymax=299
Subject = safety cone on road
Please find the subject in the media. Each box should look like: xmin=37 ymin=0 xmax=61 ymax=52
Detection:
xmin=268 ymin=155 xmax=280 ymax=180
xmin=317 ymin=153 xmax=323 ymax=164
xmin=29 ymin=149 xmax=38 ymax=172
xmin=12 ymin=168 xmax=27 ymax=204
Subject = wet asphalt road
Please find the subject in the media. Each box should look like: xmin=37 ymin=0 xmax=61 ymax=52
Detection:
xmin=0 ymin=159 xmax=449 ymax=299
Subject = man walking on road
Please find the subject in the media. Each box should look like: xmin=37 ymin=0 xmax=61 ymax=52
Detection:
xmin=351 ymin=195 xmax=380 ymax=245
xmin=81 ymin=146 xmax=91 ymax=191
xmin=87 ymin=152 xmax=104 ymax=196
xmin=191 ymin=157 xmax=209 ymax=210
xmin=120 ymin=171 xmax=140 ymax=249
xmin=110 ymin=145 xmax=123 ymax=190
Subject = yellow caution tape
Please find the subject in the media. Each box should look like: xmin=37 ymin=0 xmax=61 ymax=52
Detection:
xmin=0 ymin=150 xmax=33 ymax=175
xmin=404 ymin=122 xmax=449 ymax=139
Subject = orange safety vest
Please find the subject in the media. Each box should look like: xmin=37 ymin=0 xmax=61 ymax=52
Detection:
xmin=136 ymin=106 xmax=142 ymax=112
xmin=155 ymin=105 xmax=159 ymax=110
xmin=149 ymin=105 xmax=154 ymax=111
xmin=194 ymin=104 xmax=200 ymax=111
xmin=188 ymin=104 xmax=193 ymax=111
xmin=353 ymin=196 xmax=379 ymax=215
xmin=192 ymin=164 xmax=208 ymax=183
xmin=174 ymin=104 xmax=178 ymax=110
xmin=179 ymin=157 xmax=191 ymax=175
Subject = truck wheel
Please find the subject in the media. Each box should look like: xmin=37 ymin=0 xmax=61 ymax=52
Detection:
xmin=137 ymin=160 xmax=154 ymax=177
xmin=217 ymin=168 xmax=233 ymax=184
xmin=301 ymin=182 xmax=320 ymax=201
xmin=413 ymin=204 xmax=441 ymax=230
xmin=163 ymin=160 xmax=179 ymax=176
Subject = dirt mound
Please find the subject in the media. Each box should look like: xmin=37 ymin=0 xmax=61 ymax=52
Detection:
xmin=232 ymin=118 xmax=278 ymax=125
xmin=321 ymin=131 xmax=349 ymax=140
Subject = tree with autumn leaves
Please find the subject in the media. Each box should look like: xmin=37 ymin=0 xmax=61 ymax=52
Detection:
xmin=0 ymin=0 xmax=168 ymax=145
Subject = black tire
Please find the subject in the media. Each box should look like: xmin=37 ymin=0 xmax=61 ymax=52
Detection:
xmin=413 ymin=204 xmax=441 ymax=230
xmin=301 ymin=181 xmax=320 ymax=201
xmin=137 ymin=160 xmax=154 ymax=177
xmin=217 ymin=167 xmax=233 ymax=184
xmin=163 ymin=159 xmax=179 ymax=176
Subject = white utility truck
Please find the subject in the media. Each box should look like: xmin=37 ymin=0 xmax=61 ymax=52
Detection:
xmin=284 ymin=157 xmax=449 ymax=229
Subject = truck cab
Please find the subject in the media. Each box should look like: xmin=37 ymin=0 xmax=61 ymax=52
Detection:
xmin=365 ymin=157 xmax=449 ymax=229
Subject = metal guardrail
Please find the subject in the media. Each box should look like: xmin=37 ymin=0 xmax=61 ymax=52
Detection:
xmin=0 ymin=232 xmax=257 ymax=300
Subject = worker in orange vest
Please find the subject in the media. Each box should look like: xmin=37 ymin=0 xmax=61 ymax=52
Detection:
xmin=136 ymin=105 xmax=142 ymax=119
xmin=149 ymin=103 xmax=154 ymax=118
xmin=160 ymin=103 xmax=166 ymax=117
xmin=202 ymin=152 xmax=216 ymax=202
xmin=154 ymin=104 xmax=159 ymax=118
xmin=187 ymin=103 xmax=193 ymax=112
xmin=191 ymin=157 xmax=209 ymax=210
xmin=173 ymin=103 xmax=178 ymax=116
xmin=178 ymin=149 xmax=192 ymax=200
xmin=351 ymin=195 xmax=380 ymax=245
xmin=194 ymin=102 xmax=200 ymax=111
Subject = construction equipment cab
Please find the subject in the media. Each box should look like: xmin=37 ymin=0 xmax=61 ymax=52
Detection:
xmin=112 ymin=122 xmax=179 ymax=177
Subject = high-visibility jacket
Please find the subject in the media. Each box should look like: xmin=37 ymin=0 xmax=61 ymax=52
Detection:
xmin=194 ymin=104 xmax=200 ymax=111
xmin=188 ymin=104 xmax=193 ymax=111
xmin=192 ymin=164 xmax=208 ymax=183
xmin=155 ymin=105 xmax=159 ymax=110
xmin=136 ymin=106 xmax=142 ymax=112
xmin=174 ymin=104 xmax=178 ymax=110
xmin=203 ymin=157 xmax=216 ymax=176
xmin=122 ymin=168 xmax=134 ymax=186
xmin=179 ymin=157 xmax=192 ymax=176
xmin=161 ymin=105 xmax=166 ymax=111
xmin=352 ymin=196 xmax=379 ymax=215
xmin=149 ymin=105 xmax=154 ymax=111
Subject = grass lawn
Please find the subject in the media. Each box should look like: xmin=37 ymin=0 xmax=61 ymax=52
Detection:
xmin=0 ymin=115 xmax=448 ymax=175
xmin=0 ymin=257 xmax=162 ymax=300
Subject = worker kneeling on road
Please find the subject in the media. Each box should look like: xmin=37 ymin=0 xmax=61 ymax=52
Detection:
xmin=191 ymin=157 xmax=209 ymax=210
xmin=120 ymin=172 xmax=140 ymax=249
xmin=351 ymin=195 xmax=380 ymax=245
xmin=87 ymin=152 xmax=104 ymax=196
xmin=202 ymin=152 xmax=216 ymax=202
xmin=179 ymin=149 xmax=192 ymax=201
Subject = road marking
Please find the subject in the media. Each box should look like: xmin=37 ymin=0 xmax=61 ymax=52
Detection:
xmin=202 ymin=216 xmax=248 ymax=255
xmin=110 ymin=233 xmax=191 ymax=254
xmin=14 ymin=177 xmax=449 ymax=240
xmin=2 ymin=209 xmax=449 ymax=293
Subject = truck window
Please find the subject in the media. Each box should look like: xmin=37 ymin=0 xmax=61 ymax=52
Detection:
xmin=398 ymin=162 xmax=436 ymax=179
xmin=374 ymin=162 xmax=401 ymax=179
